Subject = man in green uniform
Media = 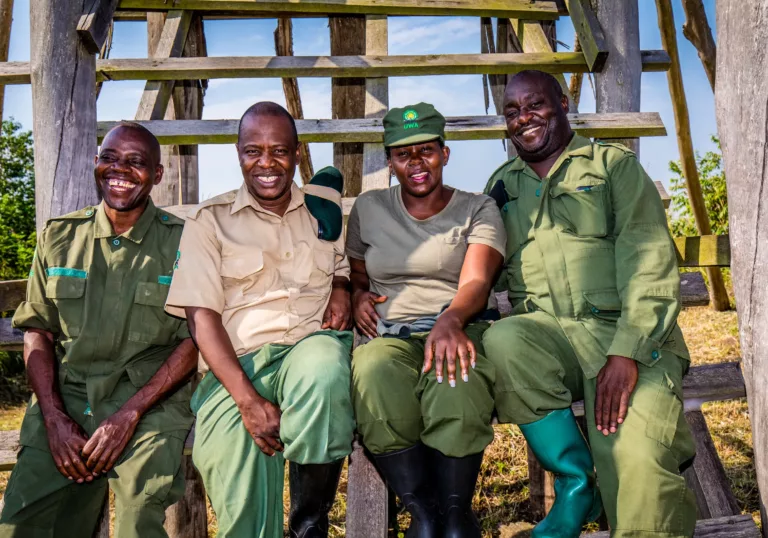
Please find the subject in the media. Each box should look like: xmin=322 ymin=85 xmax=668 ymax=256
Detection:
xmin=482 ymin=70 xmax=697 ymax=538
xmin=1 ymin=123 xmax=197 ymax=538
xmin=165 ymin=102 xmax=355 ymax=538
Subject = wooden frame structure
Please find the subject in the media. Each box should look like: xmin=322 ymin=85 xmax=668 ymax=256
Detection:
xmin=0 ymin=1 xmax=762 ymax=537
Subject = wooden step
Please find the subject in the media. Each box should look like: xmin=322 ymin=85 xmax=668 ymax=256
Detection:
xmin=116 ymin=0 xmax=561 ymax=19
xmin=97 ymin=112 xmax=666 ymax=145
xmin=0 ymin=50 xmax=671 ymax=85
xmin=588 ymin=515 xmax=759 ymax=538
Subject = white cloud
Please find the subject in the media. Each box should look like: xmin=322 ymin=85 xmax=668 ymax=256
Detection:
xmin=388 ymin=17 xmax=478 ymax=54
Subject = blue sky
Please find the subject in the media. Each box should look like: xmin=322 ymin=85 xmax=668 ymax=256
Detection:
xmin=3 ymin=1 xmax=717 ymax=199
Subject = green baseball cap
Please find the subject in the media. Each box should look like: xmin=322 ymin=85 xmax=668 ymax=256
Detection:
xmin=383 ymin=103 xmax=446 ymax=148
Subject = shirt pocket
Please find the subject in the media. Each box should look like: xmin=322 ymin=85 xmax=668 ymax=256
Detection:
xmin=220 ymin=251 xmax=266 ymax=305
xmin=438 ymin=229 xmax=468 ymax=272
xmin=582 ymin=289 xmax=622 ymax=322
xmin=645 ymin=370 xmax=684 ymax=449
xmin=313 ymin=244 xmax=336 ymax=276
xmin=499 ymin=180 xmax=524 ymax=255
xmin=126 ymin=359 xmax=193 ymax=404
xmin=549 ymin=179 xmax=609 ymax=237
xmin=45 ymin=275 xmax=86 ymax=337
xmin=128 ymin=282 xmax=172 ymax=344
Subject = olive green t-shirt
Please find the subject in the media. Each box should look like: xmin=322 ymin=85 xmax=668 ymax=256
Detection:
xmin=346 ymin=185 xmax=506 ymax=323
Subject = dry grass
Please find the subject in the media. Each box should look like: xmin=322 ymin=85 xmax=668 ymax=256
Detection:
xmin=0 ymin=297 xmax=758 ymax=537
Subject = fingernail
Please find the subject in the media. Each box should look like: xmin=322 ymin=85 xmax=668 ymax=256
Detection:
xmin=471 ymin=362 xmax=476 ymax=369
xmin=449 ymin=379 xmax=456 ymax=388
xmin=463 ymin=374 xmax=469 ymax=383
xmin=596 ymin=425 xmax=601 ymax=430
xmin=437 ymin=375 xmax=443 ymax=383
xmin=610 ymin=426 xmax=617 ymax=433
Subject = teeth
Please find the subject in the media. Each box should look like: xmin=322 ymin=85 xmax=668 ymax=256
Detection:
xmin=412 ymin=172 xmax=428 ymax=180
xmin=107 ymin=179 xmax=136 ymax=189
xmin=258 ymin=175 xmax=279 ymax=183
xmin=520 ymin=126 xmax=541 ymax=135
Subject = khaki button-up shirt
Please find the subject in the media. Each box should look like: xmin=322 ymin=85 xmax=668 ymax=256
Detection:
xmin=165 ymin=183 xmax=350 ymax=371
xmin=12 ymin=200 xmax=193 ymax=446
xmin=485 ymin=135 xmax=689 ymax=378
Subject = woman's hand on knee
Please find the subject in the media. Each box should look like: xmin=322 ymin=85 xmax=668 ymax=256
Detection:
xmin=352 ymin=290 xmax=387 ymax=338
xmin=423 ymin=312 xmax=476 ymax=387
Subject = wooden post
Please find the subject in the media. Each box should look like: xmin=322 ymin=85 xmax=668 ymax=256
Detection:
xmin=681 ymin=0 xmax=716 ymax=92
xmin=274 ymin=18 xmax=314 ymax=184
xmin=0 ymin=0 xmax=13 ymax=120
xmin=346 ymin=439 xmax=388 ymax=538
xmin=329 ymin=16 xmax=365 ymax=196
xmin=526 ymin=445 xmax=555 ymax=519
xmin=568 ymin=37 xmax=584 ymax=108
xmin=164 ymin=454 xmax=208 ymax=538
xmin=146 ymin=11 xmax=203 ymax=206
xmin=30 ymin=0 xmax=100 ymax=229
xmin=591 ymin=0 xmax=641 ymax=153
xmin=361 ymin=15 xmax=389 ymax=192
xmin=715 ymin=2 xmax=768 ymax=534
xmin=656 ymin=0 xmax=730 ymax=312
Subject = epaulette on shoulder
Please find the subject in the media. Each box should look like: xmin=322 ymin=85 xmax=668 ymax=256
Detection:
xmin=483 ymin=157 xmax=518 ymax=194
xmin=594 ymin=139 xmax=636 ymax=156
xmin=490 ymin=156 xmax=519 ymax=177
xmin=187 ymin=190 xmax=238 ymax=220
xmin=156 ymin=208 xmax=185 ymax=226
xmin=46 ymin=206 xmax=98 ymax=227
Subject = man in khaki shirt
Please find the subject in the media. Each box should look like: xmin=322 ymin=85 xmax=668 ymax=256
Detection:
xmin=165 ymin=102 xmax=354 ymax=538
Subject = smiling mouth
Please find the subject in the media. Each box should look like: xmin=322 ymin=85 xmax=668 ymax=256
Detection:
xmin=255 ymin=174 xmax=281 ymax=186
xmin=410 ymin=172 xmax=429 ymax=183
xmin=517 ymin=125 xmax=543 ymax=138
xmin=106 ymin=179 xmax=137 ymax=192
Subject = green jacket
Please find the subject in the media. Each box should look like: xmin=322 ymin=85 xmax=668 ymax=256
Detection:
xmin=484 ymin=134 xmax=689 ymax=378
xmin=12 ymin=200 xmax=193 ymax=448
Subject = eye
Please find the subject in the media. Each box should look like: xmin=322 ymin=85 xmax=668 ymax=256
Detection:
xmin=530 ymin=101 xmax=542 ymax=109
xmin=130 ymin=159 xmax=146 ymax=167
xmin=245 ymin=149 xmax=258 ymax=155
xmin=274 ymin=149 xmax=287 ymax=155
xmin=506 ymin=109 xmax=519 ymax=118
xmin=99 ymin=154 xmax=116 ymax=162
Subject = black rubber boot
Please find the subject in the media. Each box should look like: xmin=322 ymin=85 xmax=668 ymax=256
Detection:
xmin=373 ymin=444 xmax=440 ymax=538
xmin=431 ymin=449 xmax=484 ymax=538
xmin=288 ymin=459 xmax=344 ymax=538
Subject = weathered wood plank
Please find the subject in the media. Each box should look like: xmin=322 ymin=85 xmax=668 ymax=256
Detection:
xmin=0 ymin=50 xmax=671 ymax=85
xmin=361 ymin=15 xmax=390 ymax=193
xmin=566 ymin=0 xmax=607 ymax=71
xmin=0 ymin=279 xmax=27 ymax=312
xmin=0 ymin=0 xmax=13 ymax=119
xmin=346 ymin=439 xmax=388 ymax=538
xmin=77 ymin=0 xmax=121 ymax=54
xmin=674 ymin=235 xmax=731 ymax=267
xmin=135 ymin=10 xmax=194 ymax=121
xmin=587 ymin=515 xmax=759 ymax=537
xmin=164 ymin=455 xmax=207 ymax=538
xmin=679 ymin=271 xmax=710 ymax=307
xmin=117 ymin=0 xmax=561 ymax=19
xmin=98 ymin=112 xmax=667 ymax=145
xmin=0 ymin=318 xmax=22 ymax=351
xmin=655 ymin=180 xmax=671 ymax=208
xmin=683 ymin=409 xmax=741 ymax=518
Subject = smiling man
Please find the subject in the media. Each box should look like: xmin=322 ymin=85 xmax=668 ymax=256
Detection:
xmin=1 ymin=123 xmax=197 ymax=538
xmin=482 ymin=70 xmax=697 ymax=538
xmin=164 ymin=102 xmax=355 ymax=538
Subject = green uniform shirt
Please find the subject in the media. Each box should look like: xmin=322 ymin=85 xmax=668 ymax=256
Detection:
xmin=484 ymin=134 xmax=689 ymax=378
xmin=12 ymin=200 xmax=193 ymax=448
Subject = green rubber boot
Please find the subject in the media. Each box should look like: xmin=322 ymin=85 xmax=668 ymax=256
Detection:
xmin=519 ymin=408 xmax=602 ymax=538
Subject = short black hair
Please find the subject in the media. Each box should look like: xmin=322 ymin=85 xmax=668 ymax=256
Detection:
xmin=507 ymin=70 xmax=564 ymax=102
xmin=103 ymin=121 xmax=161 ymax=164
xmin=238 ymin=101 xmax=299 ymax=147
xmin=385 ymin=138 xmax=445 ymax=159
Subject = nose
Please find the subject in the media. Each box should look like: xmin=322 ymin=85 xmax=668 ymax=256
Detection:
xmin=517 ymin=110 xmax=532 ymax=125
xmin=256 ymin=152 xmax=276 ymax=168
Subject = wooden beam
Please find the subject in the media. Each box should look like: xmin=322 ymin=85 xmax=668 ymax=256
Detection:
xmin=275 ymin=18 xmax=314 ymax=184
xmin=361 ymin=15 xmax=390 ymax=192
xmin=674 ymin=235 xmax=731 ymax=267
xmin=98 ymin=112 xmax=666 ymax=145
xmin=593 ymin=0 xmax=642 ymax=153
xmin=655 ymin=180 xmax=671 ymax=209
xmin=0 ymin=279 xmax=26 ymax=312
xmin=566 ymin=0 xmax=607 ymax=71
xmin=116 ymin=0 xmax=561 ymax=19
xmin=135 ymin=10 xmax=194 ymax=121
xmin=0 ymin=0 xmax=13 ymax=119
xmin=330 ymin=15 xmax=365 ymax=197
xmin=77 ymin=0 xmax=120 ymax=54
xmin=679 ymin=270 xmax=709 ymax=307
xmin=346 ymin=439 xmax=388 ymax=538
xmin=31 ymin=0 xmax=100 ymax=230
xmin=0 ymin=50 xmax=671 ymax=85
xmin=657 ymin=0 xmax=730 ymax=311
xmin=569 ymin=38 xmax=585 ymax=108
xmin=681 ymin=0 xmax=716 ymax=91
xmin=587 ymin=515 xmax=759 ymax=538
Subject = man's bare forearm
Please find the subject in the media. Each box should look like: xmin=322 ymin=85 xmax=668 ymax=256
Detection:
xmin=23 ymin=329 xmax=68 ymax=421
xmin=185 ymin=306 xmax=266 ymax=408
xmin=118 ymin=338 xmax=198 ymax=420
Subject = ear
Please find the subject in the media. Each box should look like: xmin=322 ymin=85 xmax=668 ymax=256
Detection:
xmin=561 ymin=94 xmax=570 ymax=114
xmin=442 ymin=145 xmax=450 ymax=165
xmin=295 ymin=144 xmax=301 ymax=162
xmin=93 ymin=155 xmax=99 ymax=165
xmin=154 ymin=164 xmax=164 ymax=185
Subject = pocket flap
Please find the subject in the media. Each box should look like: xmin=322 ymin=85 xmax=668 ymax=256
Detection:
xmin=583 ymin=290 xmax=622 ymax=312
xmin=550 ymin=180 xmax=607 ymax=198
xmin=221 ymin=251 xmax=264 ymax=280
xmin=313 ymin=245 xmax=336 ymax=275
xmin=134 ymin=282 xmax=170 ymax=307
xmin=46 ymin=276 xmax=86 ymax=299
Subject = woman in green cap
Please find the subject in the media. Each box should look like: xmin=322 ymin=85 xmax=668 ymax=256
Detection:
xmin=346 ymin=103 xmax=506 ymax=538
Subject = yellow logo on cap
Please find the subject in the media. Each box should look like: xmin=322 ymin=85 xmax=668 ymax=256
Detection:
xmin=403 ymin=109 xmax=419 ymax=122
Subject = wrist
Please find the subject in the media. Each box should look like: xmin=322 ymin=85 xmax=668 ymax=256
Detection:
xmin=332 ymin=278 xmax=352 ymax=292
xmin=439 ymin=309 xmax=466 ymax=327
xmin=234 ymin=389 xmax=266 ymax=411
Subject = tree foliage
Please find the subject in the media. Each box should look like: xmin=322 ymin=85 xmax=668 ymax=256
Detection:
xmin=668 ymin=136 xmax=729 ymax=237
xmin=0 ymin=119 xmax=36 ymax=280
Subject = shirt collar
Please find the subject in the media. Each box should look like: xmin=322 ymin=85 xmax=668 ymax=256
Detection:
xmin=94 ymin=198 xmax=158 ymax=243
xmin=231 ymin=182 xmax=306 ymax=216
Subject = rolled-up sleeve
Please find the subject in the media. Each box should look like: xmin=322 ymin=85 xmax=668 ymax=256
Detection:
xmin=12 ymin=229 xmax=60 ymax=334
xmin=467 ymin=195 xmax=507 ymax=258
xmin=345 ymin=199 xmax=367 ymax=261
xmin=165 ymin=212 xmax=225 ymax=318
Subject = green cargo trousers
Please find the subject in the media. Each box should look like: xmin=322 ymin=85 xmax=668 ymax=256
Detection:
xmin=0 ymin=421 xmax=186 ymax=538
xmin=191 ymin=331 xmax=355 ymax=538
xmin=352 ymin=322 xmax=496 ymax=457
xmin=482 ymin=311 xmax=697 ymax=538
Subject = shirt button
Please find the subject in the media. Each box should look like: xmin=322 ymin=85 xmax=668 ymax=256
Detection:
xmin=112 ymin=239 xmax=120 ymax=246
xmin=162 ymin=215 xmax=169 ymax=221
xmin=535 ymin=189 xmax=541 ymax=197
xmin=651 ymin=350 xmax=660 ymax=360
xmin=591 ymin=306 xmax=599 ymax=313
xmin=85 ymin=209 xmax=94 ymax=217
xmin=285 ymin=252 xmax=292 ymax=258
